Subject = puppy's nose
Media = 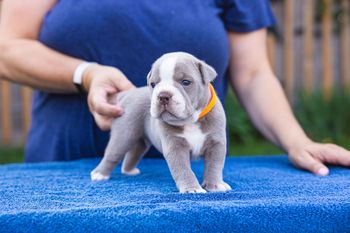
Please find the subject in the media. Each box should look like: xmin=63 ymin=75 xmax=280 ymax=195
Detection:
xmin=158 ymin=92 xmax=172 ymax=105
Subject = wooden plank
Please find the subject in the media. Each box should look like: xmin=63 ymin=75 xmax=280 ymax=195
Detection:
xmin=283 ymin=0 xmax=295 ymax=101
xmin=21 ymin=87 xmax=32 ymax=143
xmin=0 ymin=81 xmax=12 ymax=144
xmin=303 ymin=0 xmax=315 ymax=93
xmin=340 ymin=0 xmax=350 ymax=89
xmin=0 ymin=1 xmax=9 ymax=145
xmin=267 ymin=33 xmax=276 ymax=72
xmin=322 ymin=0 xmax=334 ymax=99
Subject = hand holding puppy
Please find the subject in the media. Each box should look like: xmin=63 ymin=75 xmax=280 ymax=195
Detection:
xmin=82 ymin=64 xmax=135 ymax=131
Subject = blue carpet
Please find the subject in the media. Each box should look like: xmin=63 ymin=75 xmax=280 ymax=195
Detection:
xmin=0 ymin=155 xmax=349 ymax=233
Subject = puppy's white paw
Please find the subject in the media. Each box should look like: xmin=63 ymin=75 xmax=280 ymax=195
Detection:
xmin=180 ymin=186 xmax=207 ymax=194
xmin=90 ymin=170 xmax=110 ymax=181
xmin=202 ymin=181 xmax=232 ymax=192
xmin=121 ymin=167 xmax=141 ymax=176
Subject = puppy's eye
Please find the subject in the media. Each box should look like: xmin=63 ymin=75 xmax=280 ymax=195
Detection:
xmin=150 ymin=82 xmax=156 ymax=88
xmin=181 ymin=79 xmax=192 ymax=86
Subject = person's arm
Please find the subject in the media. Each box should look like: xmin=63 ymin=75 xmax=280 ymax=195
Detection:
xmin=0 ymin=0 xmax=83 ymax=92
xmin=0 ymin=0 xmax=134 ymax=130
xmin=228 ymin=29 xmax=350 ymax=176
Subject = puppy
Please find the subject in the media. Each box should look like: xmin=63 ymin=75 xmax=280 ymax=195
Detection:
xmin=91 ymin=52 xmax=231 ymax=193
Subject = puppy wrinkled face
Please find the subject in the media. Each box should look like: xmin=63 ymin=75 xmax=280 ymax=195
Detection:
xmin=147 ymin=52 xmax=217 ymax=126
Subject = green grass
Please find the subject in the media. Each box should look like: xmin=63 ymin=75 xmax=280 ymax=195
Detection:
xmin=0 ymin=147 xmax=24 ymax=164
xmin=230 ymin=141 xmax=283 ymax=156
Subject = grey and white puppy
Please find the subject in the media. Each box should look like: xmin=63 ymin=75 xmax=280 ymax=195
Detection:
xmin=91 ymin=52 xmax=231 ymax=193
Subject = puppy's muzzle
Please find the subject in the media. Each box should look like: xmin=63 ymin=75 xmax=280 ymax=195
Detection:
xmin=158 ymin=91 xmax=172 ymax=105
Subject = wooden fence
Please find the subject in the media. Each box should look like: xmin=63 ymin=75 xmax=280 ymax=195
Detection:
xmin=0 ymin=0 xmax=350 ymax=145
xmin=267 ymin=0 xmax=350 ymax=100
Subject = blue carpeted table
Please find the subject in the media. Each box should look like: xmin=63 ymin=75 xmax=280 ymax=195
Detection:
xmin=0 ymin=156 xmax=349 ymax=233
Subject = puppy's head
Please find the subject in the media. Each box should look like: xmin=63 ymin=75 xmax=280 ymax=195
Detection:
xmin=147 ymin=52 xmax=217 ymax=126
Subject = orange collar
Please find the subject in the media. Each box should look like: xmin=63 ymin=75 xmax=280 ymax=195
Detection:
xmin=198 ymin=84 xmax=217 ymax=119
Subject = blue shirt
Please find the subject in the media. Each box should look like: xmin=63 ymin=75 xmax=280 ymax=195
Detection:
xmin=25 ymin=0 xmax=276 ymax=162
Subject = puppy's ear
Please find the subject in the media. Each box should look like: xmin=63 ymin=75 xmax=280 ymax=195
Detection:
xmin=197 ymin=61 xmax=217 ymax=84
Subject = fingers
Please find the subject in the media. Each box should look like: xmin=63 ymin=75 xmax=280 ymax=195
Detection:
xmin=115 ymin=76 xmax=135 ymax=91
xmin=92 ymin=113 xmax=114 ymax=131
xmin=90 ymin=101 xmax=123 ymax=131
xmin=108 ymin=69 xmax=135 ymax=91
xmin=89 ymin=88 xmax=123 ymax=117
xmin=94 ymin=102 xmax=124 ymax=117
xmin=289 ymin=151 xmax=329 ymax=176
xmin=88 ymin=86 xmax=124 ymax=131
xmin=320 ymin=144 xmax=350 ymax=167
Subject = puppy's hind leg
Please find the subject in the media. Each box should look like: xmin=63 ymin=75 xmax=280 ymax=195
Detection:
xmin=121 ymin=139 xmax=150 ymax=176
xmin=91 ymin=133 xmax=138 ymax=181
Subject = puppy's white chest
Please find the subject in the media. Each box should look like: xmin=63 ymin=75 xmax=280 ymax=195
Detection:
xmin=179 ymin=124 xmax=206 ymax=156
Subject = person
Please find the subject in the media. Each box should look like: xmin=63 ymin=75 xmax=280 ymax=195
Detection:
xmin=0 ymin=0 xmax=349 ymax=176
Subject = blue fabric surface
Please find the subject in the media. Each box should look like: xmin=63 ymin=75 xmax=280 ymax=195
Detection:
xmin=1 ymin=156 xmax=349 ymax=233
xmin=26 ymin=0 xmax=276 ymax=162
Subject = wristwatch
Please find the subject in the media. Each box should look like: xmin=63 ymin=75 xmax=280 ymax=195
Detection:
xmin=73 ymin=62 xmax=96 ymax=94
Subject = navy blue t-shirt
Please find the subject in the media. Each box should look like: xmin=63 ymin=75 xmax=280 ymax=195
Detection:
xmin=25 ymin=0 xmax=276 ymax=162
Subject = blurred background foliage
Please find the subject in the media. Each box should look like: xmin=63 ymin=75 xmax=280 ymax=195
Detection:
xmin=0 ymin=147 xmax=23 ymax=164
xmin=226 ymin=88 xmax=350 ymax=156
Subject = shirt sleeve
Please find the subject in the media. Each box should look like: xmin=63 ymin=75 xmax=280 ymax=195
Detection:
xmin=219 ymin=0 xmax=277 ymax=33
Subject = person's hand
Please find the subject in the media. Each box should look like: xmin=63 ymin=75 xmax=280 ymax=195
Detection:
xmin=82 ymin=64 xmax=135 ymax=131
xmin=288 ymin=139 xmax=350 ymax=176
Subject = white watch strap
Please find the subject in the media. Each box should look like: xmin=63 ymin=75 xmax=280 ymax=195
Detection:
xmin=73 ymin=62 xmax=97 ymax=85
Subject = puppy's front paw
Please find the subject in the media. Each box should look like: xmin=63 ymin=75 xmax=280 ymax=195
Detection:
xmin=179 ymin=186 xmax=207 ymax=194
xmin=202 ymin=181 xmax=232 ymax=192
xmin=90 ymin=170 xmax=110 ymax=181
